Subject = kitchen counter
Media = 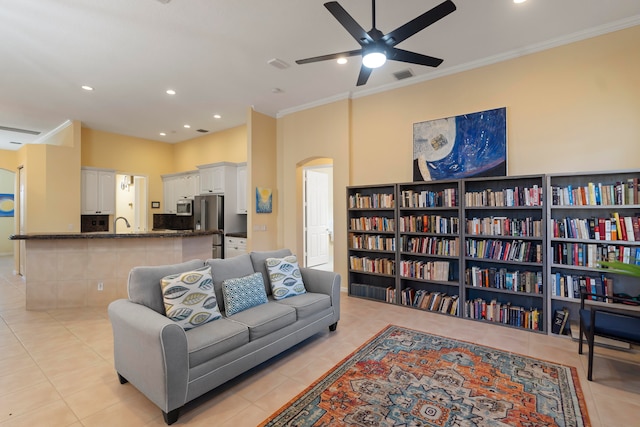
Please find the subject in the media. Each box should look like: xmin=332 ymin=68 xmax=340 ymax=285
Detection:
xmin=10 ymin=229 xmax=221 ymax=240
xmin=15 ymin=230 xmax=218 ymax=310
xmin=225 ymin=231 xmax=247 ymax=238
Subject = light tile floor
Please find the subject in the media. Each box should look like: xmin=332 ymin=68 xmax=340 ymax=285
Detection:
xmin=1 ymin=255 xmax=639 ymax=426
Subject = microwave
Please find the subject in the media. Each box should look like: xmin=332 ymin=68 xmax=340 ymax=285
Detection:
xmin=176 ymin=199 xmax=193 ymax=216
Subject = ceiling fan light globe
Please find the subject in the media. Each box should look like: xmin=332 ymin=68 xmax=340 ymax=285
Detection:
xmin=362 ymin=52 xmax=386 ymax=69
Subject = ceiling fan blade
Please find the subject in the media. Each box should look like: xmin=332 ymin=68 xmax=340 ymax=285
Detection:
xmin=382 ymin=0 xmax=456 ymax=47
xmin=324 ymin=1 xmax=374 ymax=45
xmin=295 ymin=49 xmax=363 ymax=65
xmin=356 ymin=65 xmax=373 ymax=86
xmin=389 ymin=48 xmax=443 ymax=67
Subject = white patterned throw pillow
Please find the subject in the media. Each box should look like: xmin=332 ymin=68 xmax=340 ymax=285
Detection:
xmin=161 ymin=266 xmax=222 ymax=330
xmin=222 ymin=272 xmax=268 ymax=316
xmin=265 ymin=255 xmax=307 ymax=300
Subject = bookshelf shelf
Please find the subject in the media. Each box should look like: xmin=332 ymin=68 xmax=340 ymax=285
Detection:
xmin=547 ymin=170 xmax=640 ymax=336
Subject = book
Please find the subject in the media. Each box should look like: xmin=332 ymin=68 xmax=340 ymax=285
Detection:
xmin=552 ymin=307 xmax=570 ymax=335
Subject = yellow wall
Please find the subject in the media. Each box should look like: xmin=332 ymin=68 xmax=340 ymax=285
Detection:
xmin=278 ymin=26 xmax=640 ymax=281
xmin=0 ymin=150 xmax=18 ymax=171
xmin=278 ymin=99 xmax=351 ymax=262
xmin=247 ymin=109 xmax=277 ymax=251
xmin=81 ymin=128 xmax=175 ymax=226
xmin=173 ymin=125 xmax=247 ymax=172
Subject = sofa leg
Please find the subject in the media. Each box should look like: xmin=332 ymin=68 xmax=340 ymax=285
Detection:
xmin=163 ymin=408 xmax=180 ymax=425
xmin=329 ymin=322 xmax=338 ymax=332
xmin=117 ymin=373 xmax=128 ymax=384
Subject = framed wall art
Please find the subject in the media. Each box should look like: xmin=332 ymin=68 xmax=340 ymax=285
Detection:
xmin=413 ymin=107 xmax=507 ymax=181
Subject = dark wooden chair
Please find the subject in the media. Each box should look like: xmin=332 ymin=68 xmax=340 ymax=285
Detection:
xmin=579 ymin=291 xmax=640 ymax=381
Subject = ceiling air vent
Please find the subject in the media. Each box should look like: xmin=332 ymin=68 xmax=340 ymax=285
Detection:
xmin=196 ymin=129 xmax=209 ymax=133
xmin=267 ymin=58 xmax=290 ymax=70
xmin=393 ymin=69 xmax=414 ymax=81
xmin=10 ymin=141 xmax=23 ymax=145
xmin=0 ymin=125 xmax=41 ymax=135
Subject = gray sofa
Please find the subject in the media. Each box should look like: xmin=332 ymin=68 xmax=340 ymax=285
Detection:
xmin=108 ymin=249 xmax=340 ymax=424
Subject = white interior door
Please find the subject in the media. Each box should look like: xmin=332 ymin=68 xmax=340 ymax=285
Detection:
xmin=134 ymin=176 xmax=147 ymax=232
xmin=305 ymin=168 xmax=331 ymax=267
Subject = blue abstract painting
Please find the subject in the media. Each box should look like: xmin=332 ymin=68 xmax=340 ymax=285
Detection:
xmin=413 ymin=107 xmax=507 ymax=181
xmin=256 ymin=187 xmax=272 ymax=214
xmin=0 ymin=193 xmax=14 ymax=217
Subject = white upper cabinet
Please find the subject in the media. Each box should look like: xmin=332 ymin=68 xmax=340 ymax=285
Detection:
xmin=236 ymin=163 xmax=247 ymax=214
xmin=81 ymin=167 xmax=116 ymax=214
xmin=198 ymin=163 xmax=236 ymax=194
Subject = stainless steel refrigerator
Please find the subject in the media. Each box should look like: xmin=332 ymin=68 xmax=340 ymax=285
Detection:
xmin=194 ymin=194 xmax=224 ymax=258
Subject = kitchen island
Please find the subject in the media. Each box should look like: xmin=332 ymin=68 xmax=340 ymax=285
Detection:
xmin=10 ymin=230 xmax=221 ymax=310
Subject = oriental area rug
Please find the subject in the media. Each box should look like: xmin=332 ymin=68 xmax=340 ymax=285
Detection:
xmin=260 ymin=325 xmax=590 ymax=427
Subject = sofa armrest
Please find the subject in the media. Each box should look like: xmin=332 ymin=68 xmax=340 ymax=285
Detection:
xmin=108 ymin=299 xmax=189 ymax=413
xmin=300 ymin=268 xmax=341 ymax=320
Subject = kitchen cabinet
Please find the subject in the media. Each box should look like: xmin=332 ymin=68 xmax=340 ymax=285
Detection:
xmin=81 ymin=167 xmax=115 ymax=214
xmin=237 ymin=163 xmax=247 ymax=214
xmin=225 ymin=236 xmax=247 ymax=258
xmin=162 ymin=171 xmax=198 ymax=213
xmin=198 ymin=162 xmax=237 ymax=194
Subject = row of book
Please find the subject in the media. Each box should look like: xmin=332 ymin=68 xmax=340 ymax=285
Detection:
xmin=401 ymin=289 xmax=459 ymax=315
xmin=464 ymin=298 xmax=542 ymax=330
xmin=400 ymin=188 xmax=458 ymax=208
xmin=400 ymin=236 xmax=460 ymax=256
xmin=550 ymin=242 xmax=640 ymax=267
xmin=349 ymin=193 xmax=395 ymax=209
xmin=465 ymin=267 xmax=543 ymax=294
xmin=466 ymin=239 xmax=543 ymax=264
xmin=349 ymin=256 xmax=395 ymax=275
xmin=350 ymin=283 xmax=389 ymax=302
xmin=550 ymin=272 xmax=614 ymax=300
xmin=464 ymin=185 xmax=543 ymax=207
xmin=551 ymin=214 xmax=640 ymax=242
xmin=399 ymin=260 xmax=452 ymax=281
xmin=348 ymin=233 xmax=395 ymax=252
xmin=466 ymin=216 xmax=542 ymax=238
xmin=399 ymin=215 xmax=460 ymax=234
xmin=349 ymin=216 xmax=395 ymax=232
xmin=550 ymin=178 xmax=639 ymax=207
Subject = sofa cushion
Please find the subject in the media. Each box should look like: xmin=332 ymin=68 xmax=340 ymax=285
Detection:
xmin=207 ymin=254 xmax=255 ymax=312
xmin=160 ymin=266 xmax=222 ymax=330
xmin=128 ymin=259 xmax=205 ymax=314
xmin=274 ymin=292 xmax=331 ymax=319
xmin=186 ymin=318 xmax=249 ymax=368
xmin=227 ymin=301 xmax=296 ymax=340
xmin=250 ymin=249 xmax=292 ymax=296
xmin=266 ymin=255 xmax=307 ymax=300
xmin=222 ymin=272 xmax=268 ymax=316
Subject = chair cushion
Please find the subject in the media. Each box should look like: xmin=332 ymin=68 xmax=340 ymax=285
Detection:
xmin=250 ymin=249 xmax=292 ymax=295
xmin=128 ymin=259 xmax=205 ymax=314
xmin=160 ymin=266 xmax=222 ymax=330
xmin=266 ymin=255 xmax=307 ymax=300
xmin=222 ymin=272 xmax=268 ymax=316
xmin=227 ymin=301 xmax=296 ymax=340
xmin=274 ymin=292 xmax=331 ymax=320
xmin=580 ymin=309 xmax=640 ymax=343
xmin=186 ymin=318 xmax=249 ymax=367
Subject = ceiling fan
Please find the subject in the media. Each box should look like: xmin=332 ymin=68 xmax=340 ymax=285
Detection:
xmin=296 ymin=0 xmax=456 ymax=86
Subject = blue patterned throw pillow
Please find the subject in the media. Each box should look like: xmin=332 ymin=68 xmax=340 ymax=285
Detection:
xmin=222 ymin=272 xmax=268 ymax=316
xmin=161 ymin=266 xmax=222 ymax=330
xmin=265 ymin=255 xmax=307 ymax=300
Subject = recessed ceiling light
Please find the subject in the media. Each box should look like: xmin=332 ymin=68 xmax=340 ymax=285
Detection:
xmin=183 ymin=124 xmax=191 ymax=129
xmin=166 ymin=89 xmax=176 ymax=95
xmin=213 ymin=114 xmax=221 ymax=119
xmin=337 ymin=58 xmax=348 ymax=65
xmin=513 ymin=0 xmax=526 ymax=3
xmin=159 ymin=132 xmax=167 ymax=136
xmin=81 ymin=85 xmax=94 ymax=91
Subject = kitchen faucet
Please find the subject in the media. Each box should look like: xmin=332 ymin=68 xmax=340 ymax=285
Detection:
xmin=113 ymin=216 xmax=131 ymax=233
